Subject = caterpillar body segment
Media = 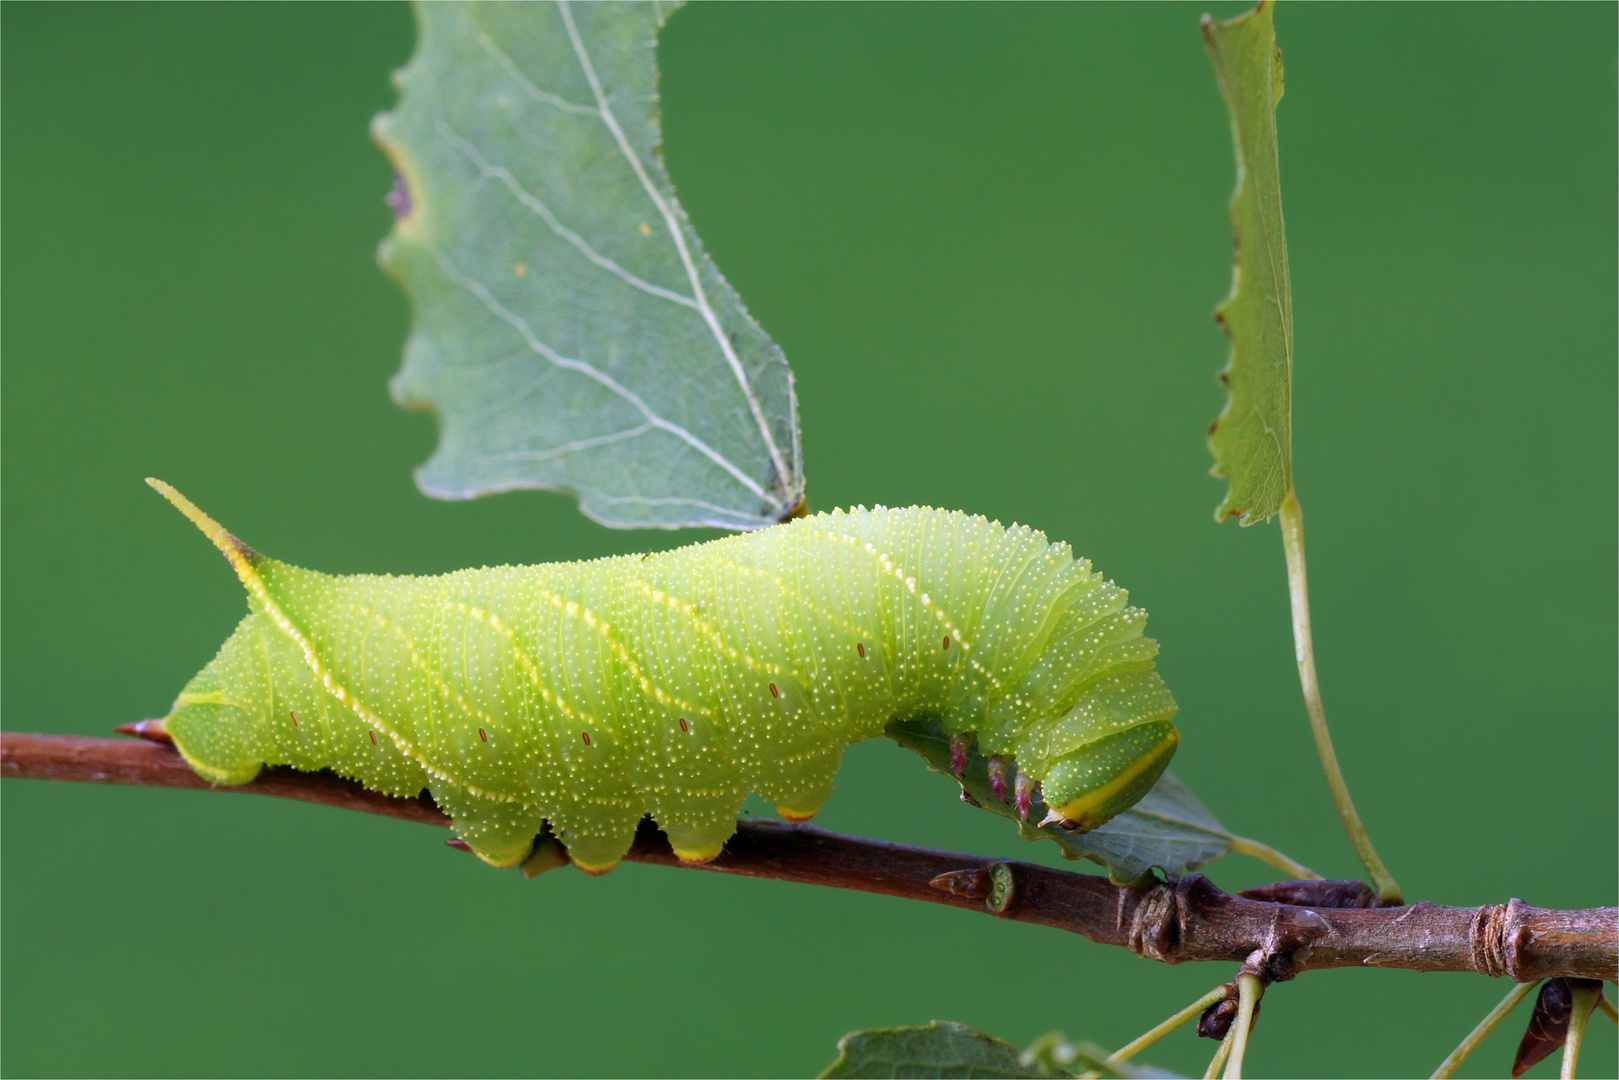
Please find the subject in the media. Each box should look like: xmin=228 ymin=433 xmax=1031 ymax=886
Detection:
xmin=151 ymin=480 xmax=1179 ymax=872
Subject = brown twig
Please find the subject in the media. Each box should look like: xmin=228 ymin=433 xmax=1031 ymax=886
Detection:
xmin=5 ymin=732 xmax=1615 ymax=982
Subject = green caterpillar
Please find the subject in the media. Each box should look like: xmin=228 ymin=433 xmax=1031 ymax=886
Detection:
xmin=151 ymin=479 xmax=1179 ymax=873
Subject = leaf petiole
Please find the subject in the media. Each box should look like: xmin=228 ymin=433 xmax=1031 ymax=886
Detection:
xmin=1562 ymin=982 xmax=1601 ymax=1079
xmin=1226 ymin=834 xmax=1322 ymax=881
xmin=1280 ymin=492 xmax=1402 ymax=903
xmin=1203 ymin=1030 xmax=1234 ymax=1080
xmin=1221 ymin=973 xmax=1263 ymax=1079
xmin=1077 ymin=984 xmax=1233 ymax=1079
xmin=1430 ymin=979 xmax=1540 ymax=1079
xmin=1597 ymin=991 xmax=1618 ymax=1025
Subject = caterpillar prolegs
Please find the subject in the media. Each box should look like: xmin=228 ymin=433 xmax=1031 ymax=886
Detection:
xmin=151 ymin=480 xmax=1179 ymax=873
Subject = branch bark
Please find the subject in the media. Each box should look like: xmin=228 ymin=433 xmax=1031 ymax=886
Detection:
xmin=5 ymin=732 xmax=1614 ymax=983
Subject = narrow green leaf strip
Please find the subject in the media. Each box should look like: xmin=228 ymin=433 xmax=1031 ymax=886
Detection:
xmin=1204 ymin=1 xmax=1292 ymax=525
xmin=374 ymin=1 xmax=804 ymax=529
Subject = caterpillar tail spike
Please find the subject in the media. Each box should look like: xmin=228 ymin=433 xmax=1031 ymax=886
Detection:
xmin=148 ymin=482 xmax=1179 ymax=872
xmin=145 ymin=478 xmax=260 ymax=578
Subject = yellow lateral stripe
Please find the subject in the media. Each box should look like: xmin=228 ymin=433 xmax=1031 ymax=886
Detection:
xmin=149 ymin=480 xmax=521 ymax=806
xmin=620 ymin=568 xmax=785 ymax=678
xmin=528 ymin=579 xmax=711 ymax=712
xmin=708 ymin=553 xmax=878 ymax=647
xmin=1057 ymin=729 xmax=1181 ymax=819
xmin=449 ymin=602 xmax=589 ymax=723
xmin=358 ymin=604 xmax=495 ymax=726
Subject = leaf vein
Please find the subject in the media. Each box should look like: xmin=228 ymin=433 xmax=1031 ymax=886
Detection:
xmin=433 ymin=116 xmax=700 ymax=309
xmin=430 ymin=248 xmax=771 ymax=502
xmin=557 ymin=0 xmax=791 ymax=497
xmin=464 ymin=9 xmax=600 ymax=116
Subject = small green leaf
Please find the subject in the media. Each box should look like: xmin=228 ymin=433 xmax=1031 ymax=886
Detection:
xmin=887 ymin=719 xmax=1231 ymax=884
xmin=1203 ymin=1 xmax=1292 ymax=526
xmin=374 ymin=1 xmax=803 ymax=529
xmin=821 ymin=1021 xmax=1073 ymax=1080
xmin=1024 ymin=1032 xmax=1184 ymax=1079
xmin=1087 ymin=771 xmax=1233 ymax=881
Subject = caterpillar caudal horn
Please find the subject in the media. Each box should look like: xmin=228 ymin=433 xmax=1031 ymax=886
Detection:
xmin=148 ymin=479 xmax=1179 ymax=874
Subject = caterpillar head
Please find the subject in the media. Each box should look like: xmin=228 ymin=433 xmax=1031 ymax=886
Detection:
xmin=1038 ymin=719 xmax=1180 ymax=832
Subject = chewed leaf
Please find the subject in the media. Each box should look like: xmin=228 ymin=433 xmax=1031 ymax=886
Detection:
xmin=374 ymin=1 xmax=804 ymax=529
xmin=1204 ymin=2 xmax=1291 ymax=526
xmin=1088 ymin=772 xmax=1231 ymax=882
xmin=888 ymin=719 xmax=1231 ymax=884
xmin=821 ymin=1021 xmax=1074 ymax=1080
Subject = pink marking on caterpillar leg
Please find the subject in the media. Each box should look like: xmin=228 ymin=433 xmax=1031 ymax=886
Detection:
xmin=445 ymin=838 xmax=473 ymax=853
xmin=949 ymin=734 xmax=968 ymax=776
xmin=987 ymin=756 xmax=1007 ymax=802
xmin=114 ymin=719 xmax=173 ymax=746
xmin=1014 ymin=773 xmax=1034 ymax=819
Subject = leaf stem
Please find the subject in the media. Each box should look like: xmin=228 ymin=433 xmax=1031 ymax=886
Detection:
xmin=1278 ymin=491 xmax=1402 ymax=903
xmin=1221 ymin=973 xmax=1263 ymax=1079
xmin=8 ymin=733 xmax=1617 ymax=980
xmin=1429 ymin=979 xmax=1540 ymax=1079
xmin=1203 ymin=1033 xmax=1234 ymax=1080
xmin=1226 ymin=835 xmax=1322 ymax=880
xmin=1562 ymin=982 xmax=1601 ymax=1079
xmin=1078 ymin=985 xmax=1233 ymax=1078
xmin=1597 ymin=991 xmax=1618 ymax=1025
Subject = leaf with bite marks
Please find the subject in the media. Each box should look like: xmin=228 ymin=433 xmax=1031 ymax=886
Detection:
xmin=374 ymin=1 xmax=803 ymax=529
xmin=1204 ymin=1 xmax=1291 ymax=526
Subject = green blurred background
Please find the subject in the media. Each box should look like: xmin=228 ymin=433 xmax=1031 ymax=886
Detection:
xmin=3 ymin=3 xmax=1613 ymax=1077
